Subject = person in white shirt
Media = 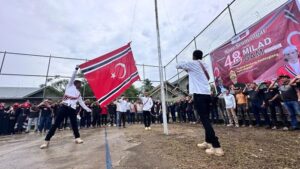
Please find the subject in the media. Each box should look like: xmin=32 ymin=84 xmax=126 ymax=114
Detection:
xmin=117 ymin=96 xmax=127 ymax=128
xmin=139 ymin=92 xmax=153 ymax=130
xmin=176 ymin=50 xmax=224 ymax=156
xmin=125 ymin=98 xmax=131 ymax=124
xmin=136 ymin=101 xmax=143 ymax=124
xmin=40 ymin=66 xmax=92 ymax=149
xmin=113 ymin=99 xmax=121 ymax=127
xmin=223 ymin=90 xmax=239 ymax=127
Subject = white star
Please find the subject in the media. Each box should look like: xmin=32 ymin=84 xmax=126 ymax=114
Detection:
xmin=111 ymin=73 xmax=116 ymax=79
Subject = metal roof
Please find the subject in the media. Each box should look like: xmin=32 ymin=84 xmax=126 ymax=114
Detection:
xmin=0 ymin=87 xmax=39 ymax=99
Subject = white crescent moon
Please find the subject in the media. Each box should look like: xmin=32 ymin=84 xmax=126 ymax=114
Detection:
xmin=287 ymin=31 xmax=300 ymax=46
xmin=115 ymin=63 xmax=126 ymax=79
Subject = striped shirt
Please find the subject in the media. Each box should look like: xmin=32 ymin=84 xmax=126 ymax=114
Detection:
xmin=176 ymin=60 xmax=211 ymax=95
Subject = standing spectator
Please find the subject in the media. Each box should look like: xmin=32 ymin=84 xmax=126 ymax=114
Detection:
xmin=16 ymin=101 xmax=31 ymax=133
xmin=265 ymin=81 xmax=289 ymax=130
xmin=156 ymin=100 xmax=163 ymax=123
xmin=101 ymin=106 xmax=108 ymax=126
xmin=92 ymin=102 xmax=101 ymax=128
xmin=151 ymin=101 xmax=157 ymax=124
xmin=140 ymin=92 xmax=154 ymax=130
xmin=176 ymin=50 xmax=224 ymax=156
xmin=83 ymin=99 xmax=92 ymax=128
xmin=244 ymin=83 xmax=271 ymax=128
xmin=136 ymin=101 xmax=143 ymax=124
xmin=175 ymin=100 xmax=181 ymax=123
xmin=180 ymin=98 xmax=187 ymax=123
xmin=223 ymin=90 xmax=239 ymax=127
xmin=0 ymin=103 xmax=4 ymax=135
xmin=273 ymin=75 xmax=300 ymax=130
xmin=236 ymin=89 xmax=252 ymax=127
xmin=210 ymin=93 xmax=219 ymax=124
xmin=114 ymin=99 xmax=121 ymax=127
xmin=186 ymin=96 xmax=196 ymax=124
xmin=169 ymin=102 xmax=176 ymax=123
xmin=126 ymin=98 xmax=131 ymax=124
xmin=130 ymin=101 xmax=136 ymax=124
xmin=1 ymin=105 xmax=10 ymax=135
xmin=38 ymin=100 xmax=52 ymax=133
xmin=216 ymin=78 xmax=229 ymax=125
xmin=118 ymin=96 xmax=127 ymax=128
xmin=8 ymin=103 xmax=19 ymax=135
xmin=107 ymin=102 xmax=117 ymax=127
xmin=26 ymin=104 xmax=39 ymax=133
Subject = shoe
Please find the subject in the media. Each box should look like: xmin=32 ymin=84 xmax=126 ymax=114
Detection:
xmin=148 ymin=127 xmax=151 ymax=130
xmin=205 ymin=147 xmax=224 ymax=156
xmin=282 ymin=127 xmax=289 ymax=131
xmin=214 ymin=148 xmax=225 ymax=156
xmin=235 ymin=125 xmax=239 ymax=128
xmin=40 ymin=141 xmax=49 ymax=149
xmin=249 ymin=125 xmax=253 ymax=128
xmin=75 ymin=138 xmax=84 ymax=144
xmin=227 ymin=124 xmax=233 ymax=127
xmin=145 ymin=127 xmax=148 ymax=130
xmin=197 ymin=142 xmax=212 ymax=149
xmin=272 ymin=126 xmax=277 ymax=130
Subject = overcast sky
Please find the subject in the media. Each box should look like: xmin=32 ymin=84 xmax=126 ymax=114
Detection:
xmin=0 ymin=0 xmax=234 ymax=87
xmin=0 ymin=0 xmax=287 ymax=88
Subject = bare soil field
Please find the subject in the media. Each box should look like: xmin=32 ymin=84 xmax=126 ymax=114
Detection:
xmin=115 ymin=123 xmax=300 ymax=169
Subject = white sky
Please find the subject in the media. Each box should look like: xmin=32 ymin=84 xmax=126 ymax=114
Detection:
xmin=0 ymin=0 xmax=287 ymax=88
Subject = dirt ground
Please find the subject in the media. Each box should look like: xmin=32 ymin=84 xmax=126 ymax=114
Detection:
xmin=1 ymin=124 xmax=300 ymax=169
xmin=115 ymin=123 xmax=300 ymax=169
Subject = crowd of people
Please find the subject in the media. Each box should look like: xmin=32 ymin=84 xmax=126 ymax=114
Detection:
xmin=1 ymin=75 xmax=300 ymax=136
xmin=1 ymin=48 xmax=300 ymax=137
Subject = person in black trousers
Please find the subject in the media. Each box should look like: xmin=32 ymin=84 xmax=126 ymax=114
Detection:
xmin=176 ymin=50 xmax=224 ymax=156
xmin=40 ymin=66 xmax=92 ymax=149
xmin=169 ymin=102 xmax=176 ymax=123
xmin=140 ymin=92 xmax=154 ymax=130
xmin=107 ymin=102 xmax=117 ymax=126
xmin=92 ymin=102 xmax=101 ymax=127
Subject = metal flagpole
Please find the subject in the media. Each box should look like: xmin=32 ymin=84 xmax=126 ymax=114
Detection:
xmin=154 ymin=0 xmax=168 ymax=135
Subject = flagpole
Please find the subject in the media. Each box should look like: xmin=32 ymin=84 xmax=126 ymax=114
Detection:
xmin=154 ymin=0 xmax=168 ymax=135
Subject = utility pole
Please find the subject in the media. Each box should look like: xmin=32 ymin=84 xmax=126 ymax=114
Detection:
xmin=154 ymin=0 xmax=168 ymax=135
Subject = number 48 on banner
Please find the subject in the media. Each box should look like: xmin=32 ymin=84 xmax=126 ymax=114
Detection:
xmin=224 ymin=51 xmax=242 ymax=68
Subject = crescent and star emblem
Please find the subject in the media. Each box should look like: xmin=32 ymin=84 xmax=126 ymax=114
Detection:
xmin=111 ymin=63 xmax=127 ymax=79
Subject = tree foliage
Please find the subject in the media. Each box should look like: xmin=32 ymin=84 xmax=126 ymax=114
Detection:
xmin=123 ymin=85 xmax=139 ymax=100
xmin=143 ymin=78 xmax=154 ymax=92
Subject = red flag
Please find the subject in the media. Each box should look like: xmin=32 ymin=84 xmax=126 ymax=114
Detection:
xmin=79 ymin=43 xmax=140 ymax=106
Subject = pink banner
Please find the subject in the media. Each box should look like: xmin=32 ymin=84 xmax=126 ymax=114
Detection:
xmin=211 ymin=0 xmax=300 ymax=86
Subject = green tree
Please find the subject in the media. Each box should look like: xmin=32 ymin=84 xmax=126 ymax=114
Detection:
xmin=143 ymin=79 xmax=154 ymax=92
xmin=81 ymin=80 xmax=95 ymax=98
xmin=123 ymin=85 xmax=139 ymax=101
